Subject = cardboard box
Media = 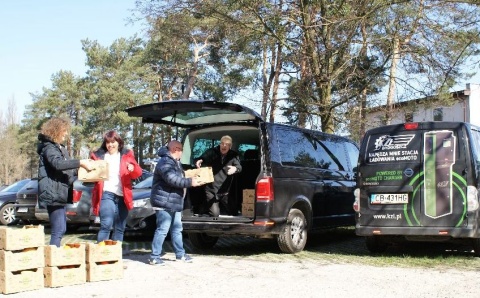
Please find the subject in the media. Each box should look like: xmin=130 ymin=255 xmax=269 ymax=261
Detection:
xmin=44 ymin=264 xmax=86 ymax=287
xmin=242 ymin=203 xmax=255 ymax=217
xmin=0 ymin=246 xmax=44 ymax=272
xmin=78 ymin=160 xmax=109 ymax=182
xmin=45 ymin=243 xmax=85 ymax=267
xmin=86 ymin=241 xmax=122 ymax=263
xmin=0 ymin=268 xmax=44 ymax=294
xmin=86 ymin=260 xmax=123 ymax=282
xmin=242 ymin=189 xmax=255 ymax=204
xmin=0 ymin=225 xmax=45 ymax=251
xmin=184 ymin=167 xmax=214 ymax=184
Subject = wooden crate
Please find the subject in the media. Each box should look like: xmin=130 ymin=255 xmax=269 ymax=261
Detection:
xmin=0 ymin=268 xmax=44 ymax=294
xmin=86 ymin=241 xmax=122 ymax=263
xmin=242 ymin=189 xmax=255 ymax=204
xmin=44 ymin=264 xmax=86 ymax=288
xmin=242 ymin=203 xmax=254 ymax=217
xmin=0 ymin=246 xmax=44 ymax=271
xmin=0 ymin=225 xmax=44 ymax=251
xmin=86 ymin=260 xmax=123 ymax=282
xmin=44 ymin=243 xmax=85 ymax=267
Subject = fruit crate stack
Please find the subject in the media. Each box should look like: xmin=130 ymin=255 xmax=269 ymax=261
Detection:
xmin=44 ymin=243 xmax=86 ymax=287
xmin=0 ymin=225 xmax=45 ymax=294
xmin=86 ymin=240 xmax=123 ymax=282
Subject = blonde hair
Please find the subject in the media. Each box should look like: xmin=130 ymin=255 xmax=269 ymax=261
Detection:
xmin=41 ymin=117 xmax=71 ymax=144
xmin=221 ymin=135 xmax=232 ymax=144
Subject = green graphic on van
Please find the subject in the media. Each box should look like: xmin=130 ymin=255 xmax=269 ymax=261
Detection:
xmin=423 ymin=131 xmax=456 ymax=218
xmin=405 ymin=171 xmax=467 ymax=227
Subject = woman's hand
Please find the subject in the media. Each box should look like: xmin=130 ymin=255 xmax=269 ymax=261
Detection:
xmin=80 ymin=159 xmax=94 ymax=171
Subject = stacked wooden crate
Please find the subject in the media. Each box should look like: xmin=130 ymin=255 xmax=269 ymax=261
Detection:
xmin=0 ymin=225 xmax=45 ymax=294
xmin=44 ymin=243 xmax=86 ymax=287
xmin=86 ymin=240 xmax=123 ymax=282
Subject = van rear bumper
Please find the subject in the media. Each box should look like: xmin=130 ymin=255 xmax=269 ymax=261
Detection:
xmin=183 ymin=220 xmax=285 ymax=237
xmin=355 ymin=225 xmax=480 ymax=238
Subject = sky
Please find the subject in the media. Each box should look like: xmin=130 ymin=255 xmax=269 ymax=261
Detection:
xmin=0 ymin=0 xmax=144 ymax=119
xmin=1 ymin=1 xmax=478 ymax=123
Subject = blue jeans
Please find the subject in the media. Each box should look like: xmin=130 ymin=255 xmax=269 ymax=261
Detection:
xmin=150 ymin=209 xmax=185 ymax=259
xmin=47 ymin=205 xmax=66 ymax=247
xmin=97 ymin=191 xmax=128 ymax=242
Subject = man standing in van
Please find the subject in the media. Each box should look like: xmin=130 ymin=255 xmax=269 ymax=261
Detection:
xmin=195 ymin=135 xmax=242 ymax=217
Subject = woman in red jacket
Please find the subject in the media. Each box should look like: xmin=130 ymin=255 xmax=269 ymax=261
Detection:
xmin=90 ymin=131 xmax=142 ymax=242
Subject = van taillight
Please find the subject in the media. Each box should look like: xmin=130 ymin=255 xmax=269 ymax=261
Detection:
xmin=256 ymin=177 xmax=274 ymax=202
xmin=353 ymin=188 xmax=360 ymax=212
xmin=404 ymin=122 xmax=418 ymax=130
xmin=72 ymin=190 xmax=82 ymax=203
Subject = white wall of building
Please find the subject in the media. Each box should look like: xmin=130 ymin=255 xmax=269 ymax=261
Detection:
xmin=365 ymin=84 xmax=479 ymax=131
xmin=467 ymin=83 xmax=480 ymax=127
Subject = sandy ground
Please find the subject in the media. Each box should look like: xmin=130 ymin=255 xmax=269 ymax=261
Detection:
xmin=5 ymin=251 xmax=480 ymax=298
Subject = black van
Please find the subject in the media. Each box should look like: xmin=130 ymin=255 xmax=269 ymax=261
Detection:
xmin=354 ymin=121 xmax=480 ymax=255
xmin=127 ymin=100 xmax=359 ymax=253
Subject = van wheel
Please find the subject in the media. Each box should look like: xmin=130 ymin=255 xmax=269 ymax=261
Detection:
xmin=365 ymin=236 xmax=387 ymax=253
xmin=188 ymin=232 xmax=219 ymax=249
xmin=277 ymin=208 xmax=307 ymax=254
xmin=472 ymin=238 xmax=480 ymax=257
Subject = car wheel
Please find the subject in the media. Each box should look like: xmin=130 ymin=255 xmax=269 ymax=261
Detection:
xmin=365 ymin=236 xmax=388 ymax=253
xmin=187 ymin=232 xmax=219 ymax=249
xmin=277 ymin=208 xmax=307 ymax=254
xmin=0 ymin=203 xmax=19 ymax=225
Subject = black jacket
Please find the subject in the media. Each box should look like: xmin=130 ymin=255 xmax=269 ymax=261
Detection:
xmin=195 ymin=146 xmax=242 ymax=194
xmin=150 ymin=146 xmax=193 ymax=212
xmin=37 ymin=134 xmax=80 ymax=208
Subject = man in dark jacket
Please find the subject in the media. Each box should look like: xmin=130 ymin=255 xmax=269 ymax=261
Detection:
xmin=149 ymin=140 xmax=204 ymax=266
xmin=195 ymin=135 xmax=242 ymax=217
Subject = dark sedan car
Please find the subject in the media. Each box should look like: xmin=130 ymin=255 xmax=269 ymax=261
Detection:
xmin=15 ymin=178 xmax=94 ymax=228
xmin=126 ymin=176 xmax=155 ymax=230
xmin=34 ymin=180 xmax=95 ymax=228
xmin=0 ymin=179 xmax=30 ymax=225
xmin=14 ymin=179 xmax=41 ymax=224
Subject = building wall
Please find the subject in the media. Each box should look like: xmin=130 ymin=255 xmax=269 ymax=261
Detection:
xmin=467 ymin=83 xmax=480 ymax=127
xmin=365 ymin=84 xmax=479 ymax=131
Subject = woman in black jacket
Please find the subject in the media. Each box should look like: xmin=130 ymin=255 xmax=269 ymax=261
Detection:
xmin=37 ymin=117 xmax=92 ymax=247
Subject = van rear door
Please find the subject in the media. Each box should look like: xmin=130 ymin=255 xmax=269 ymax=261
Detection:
xmin=358 ymin=122 xmax=468 ymax=229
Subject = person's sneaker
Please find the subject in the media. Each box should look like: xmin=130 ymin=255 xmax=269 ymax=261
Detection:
xmin=176 ymin=254 xmax=193 ymax=263
xmin=149 ymin=258 xmax=165 ymax=266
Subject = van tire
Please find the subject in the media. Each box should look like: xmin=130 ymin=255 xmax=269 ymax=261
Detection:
xmin=188 ymin=232 xmax=219 ymax=249
xmin=277 ymin=208 xmax=307 ymax=254
xmin=472 ymin=238 xmax=480 ymax=257
xmin=365 ymin=236 xmax=387 ymax=253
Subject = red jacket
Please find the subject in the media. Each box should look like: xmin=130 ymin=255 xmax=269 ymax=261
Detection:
xmin=90 ymin=148 xmax=142 ymax=215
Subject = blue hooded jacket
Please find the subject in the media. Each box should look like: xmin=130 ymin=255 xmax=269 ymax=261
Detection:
xmin=150 ymin=146 xmax=193 ymax=212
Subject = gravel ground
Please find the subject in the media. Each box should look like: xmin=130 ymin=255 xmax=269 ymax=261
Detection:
xmin=6 ymin=251 xmax=480 ymax=298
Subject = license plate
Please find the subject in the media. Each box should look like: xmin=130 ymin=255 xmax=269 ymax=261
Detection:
xmin=16 ymin=207 xmax=28 ymax=213
xmin=370 ymin=194 xmax=408 ymax=204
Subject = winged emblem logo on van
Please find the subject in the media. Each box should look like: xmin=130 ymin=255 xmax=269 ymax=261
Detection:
xmin=374 ymin=134 xmax=415 ymax=151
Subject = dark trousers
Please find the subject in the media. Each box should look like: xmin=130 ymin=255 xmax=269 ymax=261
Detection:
xmin=204 ymin=191 xmax=232 ymax=217
xmin=47 ymin=205 xmax=67 ymax=247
